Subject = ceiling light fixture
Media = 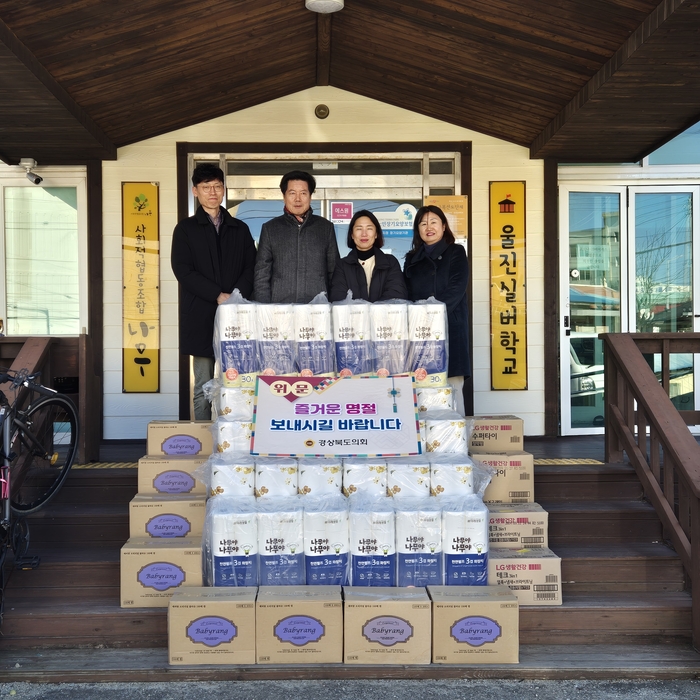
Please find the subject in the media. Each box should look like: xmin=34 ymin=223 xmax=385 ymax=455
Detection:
xmin=305 ymin=0 xmax=344 ymax=13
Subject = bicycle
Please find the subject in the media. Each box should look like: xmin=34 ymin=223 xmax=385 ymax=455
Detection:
xmin=0 ymin=367 xmax=79 ymax=618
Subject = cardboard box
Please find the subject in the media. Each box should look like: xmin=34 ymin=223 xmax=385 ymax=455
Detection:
xmin=255 ymin=585 xmax=343 ymax=664
xmin=476 ymin=451 xmax=534 ymax=503
xmin=428 ymin=585 xmax=519 ymax=664
xmin=169 ymin=587 xmax=257 ymax=665
xmin=129 ymin=494 xmax=206 ymax=539
xmin=488 ymin=547 xmax=562 ymax=606
xmin=120 ymin=537 xmax=203 ymax=608
xmin=138 ymin=455 xmax=207 ymax=496
xmin=147 ymin=420 xmax=213 ymax=457
xmin=343 ymin=587 xmax=431 ymax=665
xmin=468 ymin=415 xmax=524 ymax=453
xmin=488 ymin=503 xmax=548 ymax=549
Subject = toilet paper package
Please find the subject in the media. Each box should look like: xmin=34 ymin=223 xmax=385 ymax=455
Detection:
xmin=257 ymin=498 xmax=305 ymax=585
xmin=418 ymin=419 xmax=427 ymax=455
xmin=429 ymin=454 xmax=476 ymax=498
xmin=257 ymin=303 xmax=297 ymax=376
xmin=298 ymin=458 xmax=343 ymax=497
xmin=342 ymin=458 xmax=388 ymax=499
xmin=370 ymin=302 xmax=409 ymax=376
xmin=386 ymin=456 xmax=432 ymax=500
xmin=424 ymin=410 xmax=469 ymax=453
xmin=208 ymin=383 xmax=256 ymax=421
xmin=208 ymin=452 xmax=255 ymax=498
xmin=303 ymin=495 xmax=350 ymax=586
xmin=205 ymin=497 xmax=259 ymax=587
xmin=212 ymin=419 xmax=253 ymax=455
xmin=407 ymin=299 xmax=448 ymax=388
xmin=214 ymin=293 xmax=259 ymax=388
xmin=332 ymin=298 xmax=373 ymax=377
xmin=395 ymin=500 xmax=443 ymax=587
xmin=416 ymin=387 xmax=455 ymax=414
xmin=349 ymin=498 xmax=396 ymax=586
xmin=294 ymin=296 xmax=335 ymax=376
xmin=442 ymin=495 xmax=489 ymax=586
xmin=255 ymin=457 xmax=298 ymax=498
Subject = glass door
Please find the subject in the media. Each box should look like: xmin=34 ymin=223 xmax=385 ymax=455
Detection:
xmin=628 ymin=186 xmax=700 ymax=414
xmin=559 ymin=187 xmax=626 ymax=434
xmin=560 ymin=184 xmax=700 ymax=434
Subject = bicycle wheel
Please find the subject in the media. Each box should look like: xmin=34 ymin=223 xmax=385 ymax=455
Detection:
xmin=9 ymin=395 xmax=79 ymax=515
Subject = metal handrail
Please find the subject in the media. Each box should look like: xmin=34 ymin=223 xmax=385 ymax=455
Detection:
xmin=602 ymin=332 xmax=700 ymax=650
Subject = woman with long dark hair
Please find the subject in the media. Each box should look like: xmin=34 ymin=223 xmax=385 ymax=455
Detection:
xmin=329 ymin=209 xmax=407 ymax=302
xmin=403 ymin=205 xmax=470 ymax=414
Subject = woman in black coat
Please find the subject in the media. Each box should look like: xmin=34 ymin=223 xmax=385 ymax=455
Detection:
xmin=329 ymin=210 xmax=408 ymax=302
xmin=403 ymin=205 xmax=470 ymax=414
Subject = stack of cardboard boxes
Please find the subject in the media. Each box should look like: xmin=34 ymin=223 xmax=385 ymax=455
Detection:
xmin=468 ymin=415 xmax=562 ymax=607
xmin=120 ymin=421 xmax=212 ymax=608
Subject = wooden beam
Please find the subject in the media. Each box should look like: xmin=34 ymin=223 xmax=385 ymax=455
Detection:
xmin=543 ymin=158 xmax=559 ymax=436
xmin=316 ymin=13 xmax=331 ymax=86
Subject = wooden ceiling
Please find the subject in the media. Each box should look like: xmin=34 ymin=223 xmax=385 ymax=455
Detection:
xmin=1 ymin=0 xmax=699 ymax=165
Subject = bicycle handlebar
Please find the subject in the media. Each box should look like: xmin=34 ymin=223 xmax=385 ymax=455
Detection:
xmin=0 ymin=368 xmax=56 ymax=397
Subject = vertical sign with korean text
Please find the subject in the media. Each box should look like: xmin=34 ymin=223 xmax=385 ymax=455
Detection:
xmin=489 ymin=182 xmax=527 ymax=390
xmin=122 ymin=182 xmax=160 ymax=392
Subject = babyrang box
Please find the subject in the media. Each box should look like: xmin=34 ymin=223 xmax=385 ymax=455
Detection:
xmin=477 ymin=451 xmax=534 ymax=504
xmin=138 ymin=455 xmax=207 ymax=495
xmin=120 ymin=537 xmax=203 ymax=608
xmin=146 ymin=420 xmax=213 ymax=457
xmin=488 ymin=503 xmax=548 ymax=549
xmin=343 ymin=586 xmax=431 ymax=665
xmin=428 ymin=585 xmax=519 ymax=664
xmin=169 ymin=587 xmax=257 ymax=665
xmin=255 ymin=585 xmax=343 ymax=664
xmin=129 ymin=494 xmax=207 ymax=539
xmin=488 ymin=547 xmax=562 ymax=606
xmin=467 ymin=415 xmax=524 ymax=453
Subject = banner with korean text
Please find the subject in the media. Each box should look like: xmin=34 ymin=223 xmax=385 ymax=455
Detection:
xmin=122 ymin=182 xmax=160 ymax=392
xmin=423 ymin=195 xmax=469 ymax=239
xmin=252 ymin=375 xmax=421 ymax=457
xmin=489 ymin=182 xmax=527 ymax=390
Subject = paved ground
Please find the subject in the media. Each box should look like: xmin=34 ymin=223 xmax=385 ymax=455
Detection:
xmin=1 ymin=679 xmax=700 ymax=699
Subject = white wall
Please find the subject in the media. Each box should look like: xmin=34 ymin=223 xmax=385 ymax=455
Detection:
xmin=101 ymin=86 xmax=545 ymax=438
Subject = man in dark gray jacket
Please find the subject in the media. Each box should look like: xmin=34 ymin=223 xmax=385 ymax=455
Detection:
xmin=253 ymin=171 xmax=339 ymax=303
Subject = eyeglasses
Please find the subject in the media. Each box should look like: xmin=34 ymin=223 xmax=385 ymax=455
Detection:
xmin=198 ymin=184 xmax=224 ymax=193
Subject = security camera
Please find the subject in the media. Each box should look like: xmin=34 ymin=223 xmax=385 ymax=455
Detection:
xmin=18 ymin=158 xmax=43 ymax=185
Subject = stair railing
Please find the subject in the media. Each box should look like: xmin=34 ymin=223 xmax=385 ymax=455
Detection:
xmin=602 ymin=332 xmax=700 ymax=650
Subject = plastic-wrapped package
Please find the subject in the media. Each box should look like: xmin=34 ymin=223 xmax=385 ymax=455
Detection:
xmin=370 ymin=302 xmax=409 ymax=376
xmin=395 ymin=499 xmax=443 ymax=586
xmin=415 ymin=386 xmax=455 ymax=414
xmin=441 ymin=495 xmax=489 ymax=585
xmin=257 ymin=498 xmax=305 ymax=585
xmin=349 ymin=498 xmax=396 ymax=586
xmin=431 ymin=454 xmax=495 ymax=500
xmin=255 ymin=457 xmax=298 ymax=498
xmin=342 ymin=458 xmax=388 ymax=499
xmin=429 ymin=454 xmax=475 ymax=498
xmin=257 ymin=303 xmax=297 ymax=376
xmin=386 ymin=456 xmax=431 ymax=500
xmin=424 ymin=410 xmax=468 ymax=453
xmin=213 ymin=292 xmax=259 ymax=388
xmin=203 ymin=453 xmax=256 ymax=498
xmin=332 ymin=297 xmax=373 ymax=377
xmin=418 ymin=418 xmax=427 ymax=455
xmin=303 ymin=495 xmax=350 ymax=586
xmin=212 ymin=419 xmax=253 ymax=454
xmin=204 ymin=496 xmax=259 ymax=587
xmin=298 ymin=458 xmax=342 ymax=496
xmin=294 ymin=295 xmax=335 ymax=376
xmin=407 ymin=299 xmax=448 ymax=388
xmin=210 ymin=384 xmax=256 ymax=421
